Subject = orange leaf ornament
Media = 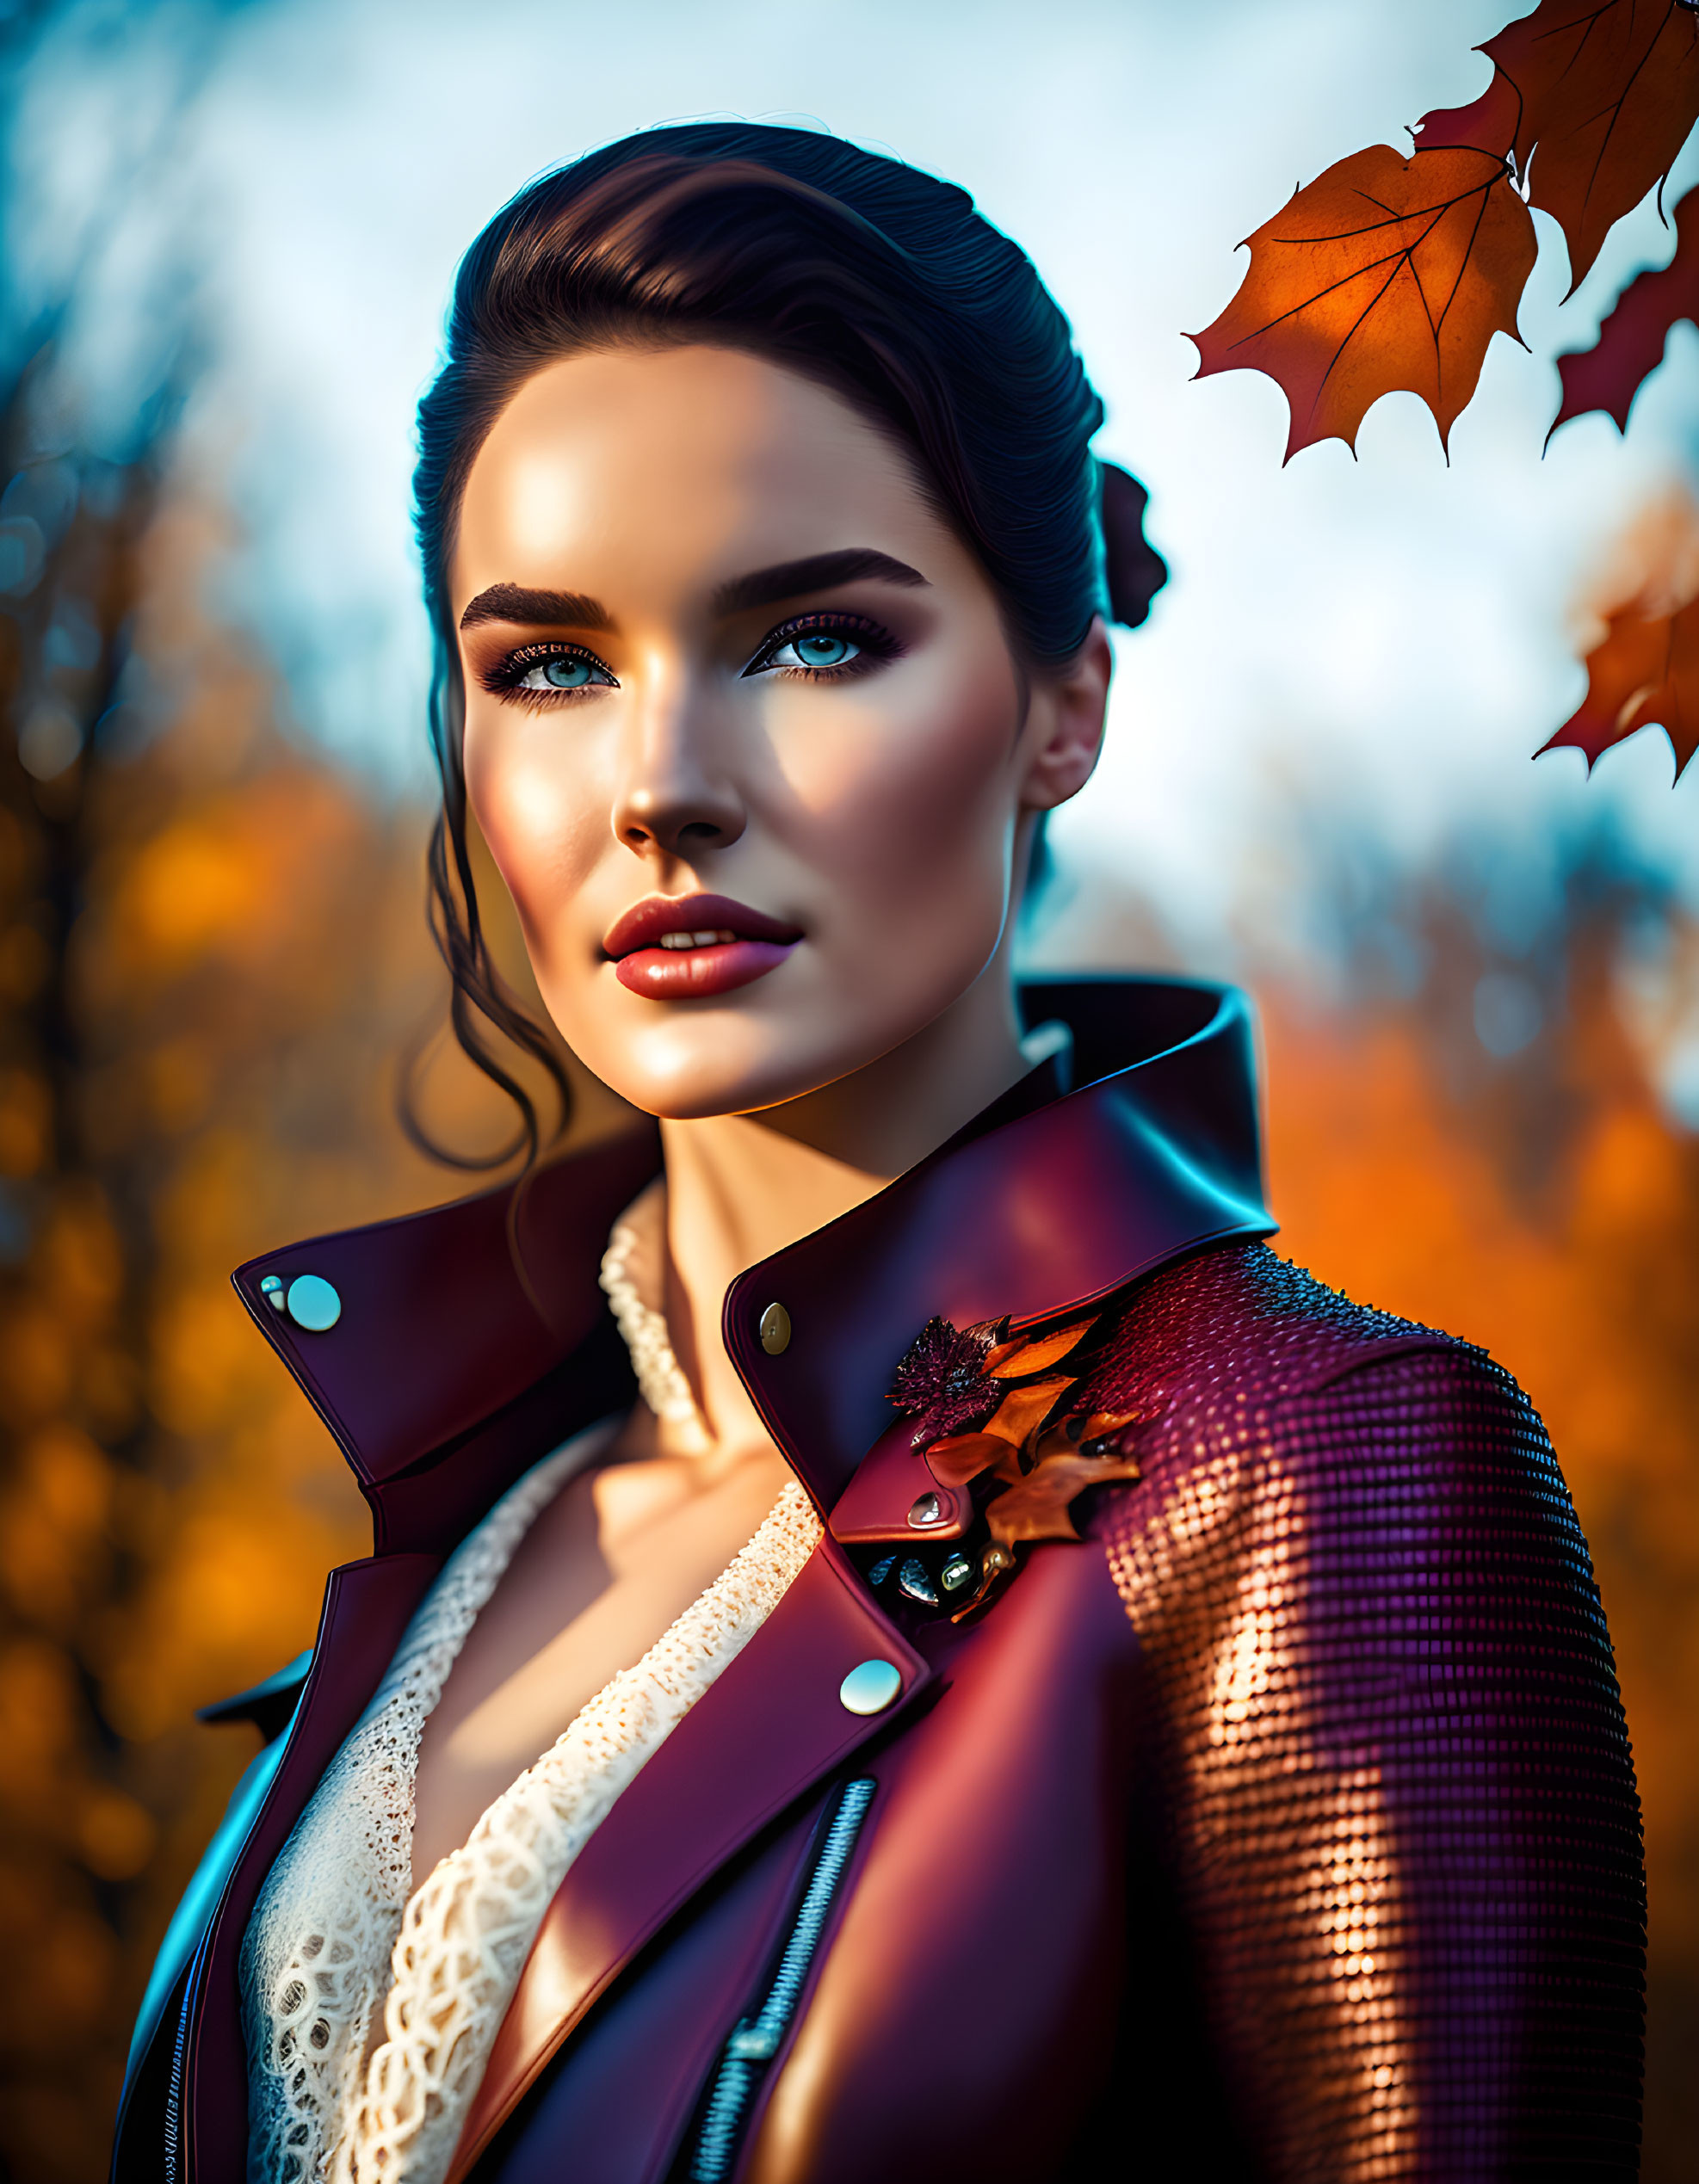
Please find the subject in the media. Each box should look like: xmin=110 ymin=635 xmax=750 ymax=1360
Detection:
xmin=1190 ymin=145 xmax=1536 ymax=460
xmin=986 ymin=1451 xmax=1146 ymax=1549
xmin=1418 ymin=0 xmax=1699 ymax=292
xmin=983 ymin=1317 xmax=1095 ymax=1379
xmin=924 ymin=1431 xmax=1024 ymax=1490
xmin=982 ymin=1376 xmax=1077 ymax=1450
xmin=888 ymin=1299 xmax=1146 ymax=1619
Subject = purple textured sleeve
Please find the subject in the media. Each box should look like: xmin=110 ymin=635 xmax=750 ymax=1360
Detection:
xmin=1102 ymin=1341 xmax=1645 ymax=2180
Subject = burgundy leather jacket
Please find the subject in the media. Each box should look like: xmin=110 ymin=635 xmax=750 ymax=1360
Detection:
xmin=113 ymin=977 xmax=1645 ymax=2183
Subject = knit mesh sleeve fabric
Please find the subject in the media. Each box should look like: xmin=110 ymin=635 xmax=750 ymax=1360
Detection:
xmin=1091 ymin=1255 xmax=1644 ymax=2181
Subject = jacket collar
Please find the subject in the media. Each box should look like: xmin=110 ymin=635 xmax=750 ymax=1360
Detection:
xmin=233 ymin=976 xmax=1273 ymax=1553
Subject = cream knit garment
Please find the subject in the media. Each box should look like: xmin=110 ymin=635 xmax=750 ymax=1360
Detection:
xmin=240 ymin=1194 xmax=823 ymax=2184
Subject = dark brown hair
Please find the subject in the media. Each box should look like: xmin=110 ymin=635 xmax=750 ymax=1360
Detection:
xmin=408 ymin=123 xmax=1165 ymax=1167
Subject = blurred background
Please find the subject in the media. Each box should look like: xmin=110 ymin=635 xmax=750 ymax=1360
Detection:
xmin=2 ymin=0 xmax=1696 ymax=2176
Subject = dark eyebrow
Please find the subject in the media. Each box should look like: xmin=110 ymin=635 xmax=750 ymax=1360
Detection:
xmin=710 ymin=548 xmax=929 ymax=618
xmin=459 ymin=583 xmax=615 ymax=632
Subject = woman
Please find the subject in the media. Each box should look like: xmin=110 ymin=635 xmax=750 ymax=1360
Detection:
xmin=112 ymin=125 xmax=1644 ymax=2184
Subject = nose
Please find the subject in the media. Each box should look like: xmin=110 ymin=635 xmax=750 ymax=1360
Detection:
xmin=611 ymin=668 xmax=746 ymax=861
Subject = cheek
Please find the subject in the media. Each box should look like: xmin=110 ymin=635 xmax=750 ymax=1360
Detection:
xmin=782 ymin=645 xmax=1018 ymax=923
xmin=463 ymin=717 xmax=604 ymax=966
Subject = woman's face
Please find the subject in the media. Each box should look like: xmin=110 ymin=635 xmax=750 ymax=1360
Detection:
xmin=454 ymin=344 xmax=1106 ymax=1120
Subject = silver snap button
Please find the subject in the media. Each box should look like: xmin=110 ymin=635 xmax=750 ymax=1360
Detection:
xmin=757 ymin=1301 xmax=791 ymax=1355
xmin=838 ymin=1658 xmax=902 ymax=1716
xmin=259 ymin=1274 xmax=286 ymax=1311
xmin=286 ymin=1274 xmax=342 ymax=1332
xmin=907 ymin=1491 xmax=942 ymax=1528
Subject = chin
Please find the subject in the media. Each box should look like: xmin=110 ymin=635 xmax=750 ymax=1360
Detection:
xmin=578 ymin=1009 xmax=917 ymax=1124
xmin=567 ymin=1020 xmax=835 ymax=1122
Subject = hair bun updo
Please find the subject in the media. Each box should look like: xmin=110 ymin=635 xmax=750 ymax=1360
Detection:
xmin=1098 ymin=462 xmax=1169 ymax=632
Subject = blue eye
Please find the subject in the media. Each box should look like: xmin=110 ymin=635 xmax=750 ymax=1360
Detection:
xmin=516 ymin=653 xmax=612 ymax=692
xmin=764 ymin=630 xmax=862 ymax=673
xmin=794 ymin=632 xmax=857 ymax=669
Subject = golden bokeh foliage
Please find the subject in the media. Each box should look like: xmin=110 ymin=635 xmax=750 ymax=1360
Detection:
xmin=0 ymin=422 xmax=612 ymax=2179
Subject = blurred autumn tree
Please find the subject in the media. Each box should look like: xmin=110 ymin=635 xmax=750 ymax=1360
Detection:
xmin=0 ymin=357 xmax=415 ymax=2175
xmin=0 ymin=26 xmax=602 ymax=2145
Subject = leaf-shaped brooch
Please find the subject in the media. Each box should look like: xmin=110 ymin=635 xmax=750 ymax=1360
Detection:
xmin=875 ymin=1305 xmax=1145 ymax=1619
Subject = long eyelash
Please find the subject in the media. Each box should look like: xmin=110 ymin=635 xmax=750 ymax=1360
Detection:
xmin=745 ymin=611 xmax=905 ymax=681
xmin=477 ymin=640 xmax=616 ymax=706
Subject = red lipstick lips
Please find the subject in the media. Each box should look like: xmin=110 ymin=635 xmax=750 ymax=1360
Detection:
xmin=603 ymin=893 xmax=802 ymax=1001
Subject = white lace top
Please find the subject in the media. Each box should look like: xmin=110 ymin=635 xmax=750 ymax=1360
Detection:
xmin=239 ymin=1197 xmax=823 ymax=2184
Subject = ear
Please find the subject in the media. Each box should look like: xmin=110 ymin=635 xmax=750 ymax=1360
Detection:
xmin=1017 ymin=617 xmax=1112 ymax=813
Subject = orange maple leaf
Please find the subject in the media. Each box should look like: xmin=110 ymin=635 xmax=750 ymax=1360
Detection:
xmin=1549 ymin=185 xmax=1699 ymax=437
xmin=1541 ymin=486 xmax=1699 ymax=773
xmin=1417 ymin=0 xmax=1699 ymax=292
xmin=1542 ymin=598 xmax=1699 ymax=774
xmin=1190 ymin=145 xmax=1536 ymax=460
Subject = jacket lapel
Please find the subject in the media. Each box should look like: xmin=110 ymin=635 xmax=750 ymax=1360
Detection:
xmin=229 ymin=979 xmax=1272 ymax=1558
xmin=445 ymin=1536 xmax=929 ymax=2182
xmin=184 ymin=1552 xmax=443 ymax=2183
xmin=724 ymin=979 xmax=1273 ymax=1510
xmin=232 ymin=1126 xmax=658 ymax=1555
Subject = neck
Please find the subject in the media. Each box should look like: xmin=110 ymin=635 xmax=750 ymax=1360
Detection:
xmin=658 ymin=959 xmax=1029 ymax=1461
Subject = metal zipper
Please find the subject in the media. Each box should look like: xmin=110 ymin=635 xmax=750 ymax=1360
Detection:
xmin=150 ymin=1669 xmax=312 ymax=2183
xmin=157 ymin=1696 xmax=302 ymax=2184
xmin=688 ymin=1777 xmax=877 ymax=2184
xmin=162 ymin=1959 xmax=196 ymax=2184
